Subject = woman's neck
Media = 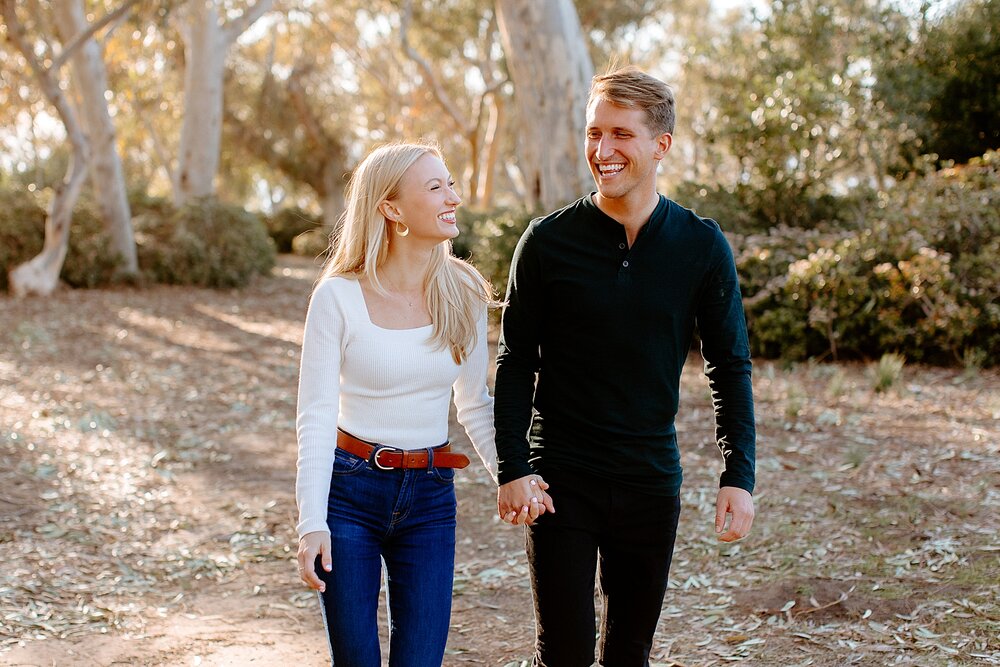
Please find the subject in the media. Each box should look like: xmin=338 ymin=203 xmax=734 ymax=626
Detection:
xmin=378 ymin=246 xmax=434 ymax=292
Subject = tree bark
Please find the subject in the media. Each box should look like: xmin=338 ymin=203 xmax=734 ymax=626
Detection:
xmin=495 ymin=0 xmax=594 ymax=211
xmin=52 ymin=0 xmax=138 ymax=275
xmin=175 ymin=0 xmax=272 ymax=205
xmin=3 ymin=0 xmax=90 ymax=297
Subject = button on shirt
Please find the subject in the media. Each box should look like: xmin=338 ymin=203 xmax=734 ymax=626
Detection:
xmin=494 ymin=194 xmax=756 ymax=496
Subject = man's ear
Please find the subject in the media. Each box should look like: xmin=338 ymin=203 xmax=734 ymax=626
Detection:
xmin=654 ymin=133 xmax=673 ymax=161
xmin=378 ymin=200 xmax=401 ymax=221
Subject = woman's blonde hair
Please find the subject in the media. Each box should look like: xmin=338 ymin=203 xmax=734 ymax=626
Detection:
xmin=319 ymin=142 xmax=494 ymax=363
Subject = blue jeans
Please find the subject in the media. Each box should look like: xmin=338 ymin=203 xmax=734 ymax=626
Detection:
xmin=315 ymin=445 xmax=457 ymax=667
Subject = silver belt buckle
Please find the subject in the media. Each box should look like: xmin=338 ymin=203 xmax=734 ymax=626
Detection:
xmin=372 ymin=446 xmax=395 ymax=471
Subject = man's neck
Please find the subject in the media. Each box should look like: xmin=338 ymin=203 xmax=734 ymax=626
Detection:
xmin=593 ymin=189 xmax=661 ymax=246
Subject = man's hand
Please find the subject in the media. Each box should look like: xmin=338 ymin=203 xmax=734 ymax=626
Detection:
xmin=497 ymin=475 xmax=555 ymax=526
xmin=715 ymin=486 xmax=754 ymax=542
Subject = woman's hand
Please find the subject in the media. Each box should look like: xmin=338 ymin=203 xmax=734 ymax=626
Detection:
xmin=497 ymin=475 xmax=555 ymax=526
xmin=297 ymin=531 xmax=332 ymax=591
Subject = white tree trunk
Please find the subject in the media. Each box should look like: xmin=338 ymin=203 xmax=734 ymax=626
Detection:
xmin=52 ymin=0 xmax=138 ymax=275
xmin=2 ymin=0 xmax=90 ymax=297
xmin=175 ymin=0 xmax=272 ymax=206
xmin=496 ymin=0 xmax=594 ymax=211
xmin=175 ymin=1 xmax=227 ymax=204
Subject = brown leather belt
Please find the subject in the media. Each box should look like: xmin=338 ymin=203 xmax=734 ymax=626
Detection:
xmin=336 ymin=429 xmax=470 ymax=470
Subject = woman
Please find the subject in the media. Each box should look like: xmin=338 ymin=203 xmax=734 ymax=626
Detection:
xmin=294 ymin=143 xmax=550 ymax=666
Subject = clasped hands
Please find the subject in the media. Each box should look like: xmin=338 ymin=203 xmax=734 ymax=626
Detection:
xmin=496 ymin=474 xmax=556 ymax=525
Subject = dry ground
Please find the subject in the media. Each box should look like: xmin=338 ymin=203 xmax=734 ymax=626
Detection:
xmin=1 ymin=255 xmax=997 ymax=666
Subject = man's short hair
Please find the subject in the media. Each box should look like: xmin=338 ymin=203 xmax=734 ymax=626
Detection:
xmin=588 ymin=65 xmax=675 ymax=136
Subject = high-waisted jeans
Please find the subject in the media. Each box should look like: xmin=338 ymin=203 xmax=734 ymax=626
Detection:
xmin=315 ymin=445 xmax=458 ymax=666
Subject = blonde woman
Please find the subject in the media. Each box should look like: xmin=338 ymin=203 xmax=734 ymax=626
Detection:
xmin=294 ymin=143 xmax=552 ymax=666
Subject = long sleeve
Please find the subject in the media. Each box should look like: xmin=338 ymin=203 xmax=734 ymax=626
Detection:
xmin=696 ymin=230 xmax=756 ymax=494
xmin=453 ymin=307 xmax=498 ymax=483
xmin=295 ymin=280 xmax=346 ymax=538
xmin=494 ymin=222 xmax=543 ymax=484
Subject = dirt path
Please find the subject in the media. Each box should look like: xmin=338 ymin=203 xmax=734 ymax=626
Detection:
xmin=2 ymin=256 xmax=997 ymax=666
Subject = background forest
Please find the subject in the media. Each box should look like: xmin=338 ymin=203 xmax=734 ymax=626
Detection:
xmin=2 ymin=0 xmax=997 ymax=364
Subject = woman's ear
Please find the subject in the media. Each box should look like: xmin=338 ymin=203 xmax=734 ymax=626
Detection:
xmin=378 ymin=200 xmax=401 ymax=222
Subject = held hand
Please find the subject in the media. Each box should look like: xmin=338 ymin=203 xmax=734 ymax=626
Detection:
xmin=297 ymin=531 xmax=332 ymax=591
xmin=715 ymin=486 xmax=754 ymax=542
xmin=497 ymin=475 xmax=555 ymax=526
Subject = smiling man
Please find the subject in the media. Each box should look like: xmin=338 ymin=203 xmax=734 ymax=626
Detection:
xmin=494 ymin=66 xmax=757 ymax=666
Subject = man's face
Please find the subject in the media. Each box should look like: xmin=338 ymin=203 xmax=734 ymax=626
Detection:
xmin=585 ymin=97 xmax=671 ymax=201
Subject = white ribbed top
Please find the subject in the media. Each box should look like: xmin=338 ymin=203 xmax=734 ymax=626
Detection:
xmin=294 ymin=276 xmax=497 ymax=538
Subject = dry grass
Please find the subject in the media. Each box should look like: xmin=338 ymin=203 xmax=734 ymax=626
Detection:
xmin=1 ymin=255 xmax=997 ymax=666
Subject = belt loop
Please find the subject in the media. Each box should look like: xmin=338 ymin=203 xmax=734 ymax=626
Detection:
xmin=426 ymin=447 xmax=434 ymax=471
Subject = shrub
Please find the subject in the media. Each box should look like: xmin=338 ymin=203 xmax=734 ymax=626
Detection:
xmin=60 ymin=202 xmax=124 ymax=288
xmin=457 ymin=208 xmax=536 ymax=297
xmin=0 ymin=188 xmax=46 ymax=291
xmin=136 ymin=197 xmax=276 ymax=287
xmin=736 ymin=151 xmax=1000 ymax=365
xmin=871 ymin=353 xmax=906 ymax=393
xmin=291 ymin=228 xmax=331 ymax=259
xmin=265 ymin=207 xmax=322 ymax=253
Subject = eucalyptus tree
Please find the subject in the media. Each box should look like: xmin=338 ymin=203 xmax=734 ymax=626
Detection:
xmin=1 ymin=0 xmax=139 ymax=296
xmin=173 ymin=0 xmax=274 ymax=205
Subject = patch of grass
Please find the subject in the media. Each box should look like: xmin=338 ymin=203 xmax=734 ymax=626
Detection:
xmin=825 ymin=368 xmax=848 ymax=398
xmin=959 ymin=347 xmax=988 ymax=382
xmin=785 ymin=382 xmax=807 ymax=419
xmin=870 ymin=352 xmax=905 ymax=393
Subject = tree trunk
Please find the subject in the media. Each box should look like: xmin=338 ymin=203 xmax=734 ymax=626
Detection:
xmin=52 ymin=0 xmax=138 ymax=275
xmin=2 ymin=0 xmax=90 ymax=297
xmin=495 ymin=0 xmax=594 ymax=211
xmin=478 ymin=93 xmax=504 ymax=209
xmin=175 ymin=1 xmax=227 ymax=205
xmin=175 ymin=1 xmax=272 ymax=205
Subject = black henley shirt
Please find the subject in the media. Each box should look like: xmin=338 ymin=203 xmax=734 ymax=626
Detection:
xmin=493 ymin=193 xmax=756 ymax=496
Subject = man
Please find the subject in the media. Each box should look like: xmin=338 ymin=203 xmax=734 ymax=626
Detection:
xmin=493 ymin=66 xmax=756 ymax=666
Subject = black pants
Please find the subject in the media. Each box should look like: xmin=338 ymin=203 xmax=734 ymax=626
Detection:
xmin=526 ymin=468 xmax=682 ymax=667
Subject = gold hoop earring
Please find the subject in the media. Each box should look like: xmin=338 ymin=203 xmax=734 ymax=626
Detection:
xmin=395 ymin=221 xmax=409 ymax=237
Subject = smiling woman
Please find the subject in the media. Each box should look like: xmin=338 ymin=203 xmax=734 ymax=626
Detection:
xmin=291 ymin=142 xmax=538 ymax=667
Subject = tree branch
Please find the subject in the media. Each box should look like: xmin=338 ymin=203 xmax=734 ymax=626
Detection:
xmin=399 ymin=0 xmax=472 ymax=136
xmin=51 ymin=0 xmax=142 ymax=71
xmin=223 ymin=0 xmax=274 ymax=46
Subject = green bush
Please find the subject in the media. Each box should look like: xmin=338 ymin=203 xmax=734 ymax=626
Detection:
xmin=60 ymin=202 xmax=124 ymax=288
xmin=0 ymin=189 xmax=46 ymax=291
xmin=673 ymin=181 xmax=876 ymax=233
xmin=457 ymin=208 xmax=536 ymax=298
xmin=135 ymin=197 xmax=276 ymax=287
xmin=736 ymin=151 xmax=1000 ymax=365
xmin=291 ymin=228 xmax=330 ymax=259
xmin=265 ymin=207 xmax=321 ymax=253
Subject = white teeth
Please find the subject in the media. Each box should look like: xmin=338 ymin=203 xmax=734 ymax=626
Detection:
xmin=438 ymin=212 xmax=456 ymax=222
xmin=598 ymin=164 xmax=625 ymax=175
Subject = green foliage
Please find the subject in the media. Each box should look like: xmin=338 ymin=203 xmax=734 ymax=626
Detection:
xmin=876 ymin=0 xmax=1000 ymax=167
xmin=691 ymin=0 xmax=912 ymax=221
xmin=0 ymin=189 xmax=45 ymax=291
xmin=60 ymin=203 xmax=124 ymax=288
xmin=291 ymin=228 xmax=331 ymax=259
xmin=871 ymin=353 xmax=905 ymax=393
xmin=264 ymin=207 xmax=322 ymax=253
xmin=135 ymin=197 xmax=276 ymax=288
xmin=674 ymin=182 xmax=875 ymax=233
xmin=0 ymin=189 xmax=122 ymax=290
xmin=456 ymin=208 xmax=536 ymax=297
xmin=736 ymin=152 xmax=1000 ymax=365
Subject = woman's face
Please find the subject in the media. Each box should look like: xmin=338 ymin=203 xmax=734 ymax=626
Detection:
xmin=388 ymin=153 xmax=462 ymax=243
